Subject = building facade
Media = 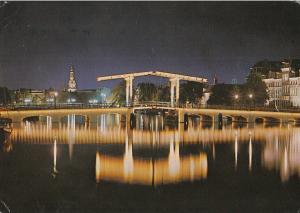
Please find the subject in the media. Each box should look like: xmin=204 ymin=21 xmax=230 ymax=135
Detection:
xmin=12 ymin=88 xmax=57 ymax=105
xmin=263 ymin=61 xmax=300 ymax=107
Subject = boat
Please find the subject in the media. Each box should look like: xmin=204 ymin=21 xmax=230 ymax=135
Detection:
xmin=0 ymin=118 xmax=12 ymax=134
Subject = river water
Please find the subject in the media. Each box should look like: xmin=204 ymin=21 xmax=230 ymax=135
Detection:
xmin=0 ymin=114 xmax=299 ymax=212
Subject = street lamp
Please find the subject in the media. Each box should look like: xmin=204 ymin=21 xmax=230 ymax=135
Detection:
xmin=54 ymin=92 xmax=58 ymax=109
xmin=249 ymin=93 xmax=253 ymax=109
xmin=234 ymin=94 xmax=239 ymax=109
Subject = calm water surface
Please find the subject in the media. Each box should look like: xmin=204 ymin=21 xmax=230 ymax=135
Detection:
xmin=0 ymin=114 xmax=299 ymax=212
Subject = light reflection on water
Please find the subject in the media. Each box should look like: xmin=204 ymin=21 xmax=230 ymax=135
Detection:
xmin=262 ymin=128 xmax=300 ymax=182
xmin=95 ymin=146 xmax=208 ymax=185
xmin=5 ymin=114 xmax=300 ymax=184
xmin=0 ymin=114 xmax=300 ymax=212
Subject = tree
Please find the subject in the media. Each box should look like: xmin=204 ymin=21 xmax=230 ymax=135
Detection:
xmin=207 ymin=84 xmax=236 ymax=106
xmin=244 ymin=72 xmax=268 ymax=105
xmin=157 ymin=85 xmax=170 ymax=102
xmin=136 ymin=83 xmax=157 ymax=102
xmin=179 ymin=82 xmax=204 ymax=104
xmin=0 ymin=87 xmax=11 ymax=105
xmin=110 ymin=81 xmax=126 ymax=105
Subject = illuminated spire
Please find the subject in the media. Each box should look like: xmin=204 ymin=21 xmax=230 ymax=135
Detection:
xmin=213 ymin=74 xmax=218 ymax=85
xmin=67 ymin=65 xmax=77 ymax=92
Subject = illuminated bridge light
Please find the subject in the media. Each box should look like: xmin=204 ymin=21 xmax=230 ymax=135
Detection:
xmin=95 ymin=152 xmax=101 ymax=183
xmin=52 ymin=139 xmax=58 ymax=177
xmin=93 ymin=152 xmax=208 ymax=185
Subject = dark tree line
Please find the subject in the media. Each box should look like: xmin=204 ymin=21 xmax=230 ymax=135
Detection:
xmin=207 ymin=72 xmax=268 ymax=106
xmin=110 ymin=81 xmax=126 ymax=105
xmin=180 ymin=82 xmax=204 ymax=104
xmin=0 ymin=87 xmax=11 ymax=105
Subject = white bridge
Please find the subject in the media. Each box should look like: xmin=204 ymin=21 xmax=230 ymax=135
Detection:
xmin=97 ymin=70 xmax=207 ymax=107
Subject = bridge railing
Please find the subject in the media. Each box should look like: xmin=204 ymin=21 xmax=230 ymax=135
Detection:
xmin=5 ymin=102 xmax=126 ymax=110
xmin=183 ymin=104 xmax=300 ymax=113
xmin=3 ymin=102 xmax=300 ymax=113
xmin=132 ymin=101 xmax=172 ymax=108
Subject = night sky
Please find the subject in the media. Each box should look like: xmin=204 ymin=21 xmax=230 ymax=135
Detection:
xmin=1 ymin=1 xmax=300 ymax=90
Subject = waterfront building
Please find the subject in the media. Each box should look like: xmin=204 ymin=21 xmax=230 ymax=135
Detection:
xmin=13 ymin=88 xmax=57 ymax=105
xmin=58 ymin=87 xmax=111 ymax=104
xmin=263 ymin=60 xmax=300 ymax=107
xmin=44 ymin=89 xmax=58 ymax=104
xmin=75 ymin=88 xmax=111 ymax=104
xmin=14 ymin=88 xmax=45 ymax=104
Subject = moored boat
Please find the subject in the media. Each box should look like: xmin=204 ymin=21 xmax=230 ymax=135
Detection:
xmin=0 ymin=118 xmax=12 ymax=134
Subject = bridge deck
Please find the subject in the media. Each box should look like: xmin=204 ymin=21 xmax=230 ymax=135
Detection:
xmin=2 ymin=104 xmax=300 ymax=123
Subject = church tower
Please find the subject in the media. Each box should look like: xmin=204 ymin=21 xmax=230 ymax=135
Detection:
xmin=67 ymin=65 xmax=77 ymax=92
xmin=213 ymin=74 xmax=218 ymax=85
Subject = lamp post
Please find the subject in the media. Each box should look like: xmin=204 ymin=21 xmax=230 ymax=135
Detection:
xmin=249 ymin=93 xmax=253 ymax=110
xmin=54 ymin=92 xmax=58 ymax=109
xmin=234 ymin=94 xmax=239 ymax=109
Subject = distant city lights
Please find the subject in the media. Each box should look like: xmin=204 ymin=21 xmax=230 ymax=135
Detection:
xmin=89 ymin=99 xmax=98 ymax=104
xmin=24 ymin=98 xmax=32 ymax=103
xmin=67 ymin=98 xmax=76 ymax=103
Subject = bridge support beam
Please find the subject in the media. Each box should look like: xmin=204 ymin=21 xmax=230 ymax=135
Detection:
xmin=125 ymin=76 xmax=134 ymax=106
xmin=280 ymin=118 xmax=289 ymax=127
xmin=126 ymin=108 xmax=134 ymax=128
xmin=178 ymin=109 xmax=184 ymax=124
xmin=212 ymin=113 xmax=223 ymax=129
xmin=247 ymin=115 xmax=255 ymax=123
xmin=247 ymin=115 xmax=255 ymax=128
xmin=170 ymin=78 xmax=180 ymax=107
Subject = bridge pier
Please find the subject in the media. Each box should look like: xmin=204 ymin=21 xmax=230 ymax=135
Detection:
xmin=247 ymin=115 xmax=255 ymax=128
xmin=212 ymin=113 xmax=223 ymax=129
xmin=247 ymin=115 xmax=255 ymax=123
xmin=178 ymin=109 xmax=190 ymax=129
xmin=294 ymin=119 xmax=300 ymax=125
xmin=136 ymin=111 xmax=142 ymax=129
xmin=183 ymin=114 xmax=189 ymax=129
xmin=125 ymin=76 xmax=134 ymax=106
xmin=126 ymin=108 xmax=135 ymax=128
xmin=280 ymin=118 xmax=289 ymax=128
xmin=280 ymin=118 xmax=289 ymax=124
xmin=170 ymin=78 xmax=180 ymax=107
xmin=178 ymin=109 xmax=184 ymax=124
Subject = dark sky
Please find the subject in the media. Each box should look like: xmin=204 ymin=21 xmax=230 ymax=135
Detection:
xmin=1 ymin=1 xmax=300 ymax=90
